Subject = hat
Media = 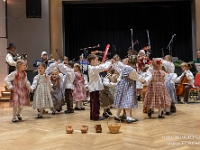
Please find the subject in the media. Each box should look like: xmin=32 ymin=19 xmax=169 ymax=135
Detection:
xmin=7 ymin=43 xmax=18 ymax=49
xmin=41 ymin=51 xmax=47 ymax=57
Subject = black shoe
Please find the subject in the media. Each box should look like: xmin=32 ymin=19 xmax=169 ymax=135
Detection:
xmin=114 ymin=116 xmax=122 ymax=121
xmin=94 ymin=116 xmax=104 ymax=121
xmin=184 ymin=100 xmax=188 ymax=104
xmin=148 ymin=109 xmax=152 ymax=118
xmin=16 ymin=115 xmax=22 ymax=121
xmin=119 ymin=115 xmax=127 ymax=120
xmin=64 ymin=109 xmax=74 ymax=114
xmin=74 ymin=107 xmax=81 ymax=110
xmin=158 ymin=115 xmax=165 ymax=118
xmin=106 ymin=109 xmax=113 ymax=115
xmin=165 ymin=112 xmax=171 ymax=115
xmin=52 ymin=111 xmax=56 ymax=115
xmin=12 ymin=118 xmax=18 ymax=122
xmin=137 ymin=95 xmax=141 ymax=101
xmin=56 ymin=109 xmax=61 ymax=112
xmin=81 ymin=107 xmax=85 ymax=110
xmin=38 ymin=114 xmax=43 ymax=118
xmin=103 ymin=112 xmax=110 ymax=118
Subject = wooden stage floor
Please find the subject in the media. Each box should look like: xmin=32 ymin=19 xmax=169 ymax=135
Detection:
xmin=0 ymin=102 xmax=200 ymax=150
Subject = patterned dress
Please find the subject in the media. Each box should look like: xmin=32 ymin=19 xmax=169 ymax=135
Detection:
xmin=51 ymin=76 xmax=65 ymax=110
xmin=144 ymin=70 xmax=171 ymax=109
xmin=114 ymin=67 xmax=137 ymax=108
xmin=165 ymin=73 xmax=177 ymax=103
xmin=31 ymin=74 xmax=53 ymax=109
xmin=72 ymin=72 xmax=86 ymax=101
xmin=5 ymin=71 xmax=30 ymax=107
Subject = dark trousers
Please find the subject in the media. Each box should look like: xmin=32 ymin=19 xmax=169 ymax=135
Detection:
xmin=90 ymin=91 xmax=100 ymax=120
xmin=184 ymin=85 xmax=192 ymax=101
xmin=65 ymin=89 xmax=73 ymax=110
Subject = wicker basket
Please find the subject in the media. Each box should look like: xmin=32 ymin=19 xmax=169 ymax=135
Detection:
xmin=107 ymin=117 xmax=121 ymax=134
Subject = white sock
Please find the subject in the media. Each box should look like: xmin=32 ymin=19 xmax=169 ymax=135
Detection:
xmin=125 ymin=108 xmax=131 ymax=117
xmin=39 ymin=109 xmax=43 ymax=115
xmin=116 ymin=108 xmax=122 ymax=117
xmin=13 ymin=106 xmax=17 ymax=119
xmin=158 ymin=108 xmax=163 ymax=116
xmin=17 ymin=106 xmax=23 ymax=116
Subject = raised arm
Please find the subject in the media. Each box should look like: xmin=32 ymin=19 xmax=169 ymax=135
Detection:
xmin=89 ymin=61 xmax=112 ymax=75
xmin=129 ymin=69 xmax=145 ymax=83
xmin=58 ymin=63 xmax=74 ymax=74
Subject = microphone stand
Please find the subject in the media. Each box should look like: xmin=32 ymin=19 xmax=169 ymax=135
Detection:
xmin=166 ymin=34 xmax=176 ymax=56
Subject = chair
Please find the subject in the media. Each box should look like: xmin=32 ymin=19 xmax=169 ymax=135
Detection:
xmin=188 ymin=73 xmax=200 ymax=102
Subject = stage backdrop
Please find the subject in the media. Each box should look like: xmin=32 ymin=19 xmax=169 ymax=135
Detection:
xmin=63 ymin=1 xmax=192 ymax=62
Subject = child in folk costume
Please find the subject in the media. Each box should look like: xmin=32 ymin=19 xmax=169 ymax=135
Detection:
xmin=161 ymin=55 xmax=175 ymax=73
xmin=87 ymin=54 xmax=113 ymax=121
xmin=114 ymin=55 xmax=145 ymax=123
xmin=175 ymin=62 xmax=195 ymax=103
xmin=5 ymin=59 xmax=31 ymax=122
xmin=72 ymin=63 xmax=86 ymax=110
xmin=162 ymin=66 xmax=178 ymax=114
xmin=144 ymin=58 xmax=171 ymax=118
xmin=100 ymin=68 xmax=117 ymax=118
xmin=141 ymin=65 xmax=150 ymax=113
xmin=58 ymin=61 xmax=75 ymax=114
xmin=31 ymin=62 xmax=54 ymax=118
xmin=50 ymin=67 xmax=65 ymax=114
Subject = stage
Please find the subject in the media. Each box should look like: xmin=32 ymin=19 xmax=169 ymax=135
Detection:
xmin=0 ymin=102 xmax=200 ymax=150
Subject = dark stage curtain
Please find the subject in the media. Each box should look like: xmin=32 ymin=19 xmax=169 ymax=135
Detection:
xmin=63 ymin=1 xmax=192 ymax=62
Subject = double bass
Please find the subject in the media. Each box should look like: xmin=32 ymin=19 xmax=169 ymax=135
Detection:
xmin=176 ymin=74 xmax=188 ymax=96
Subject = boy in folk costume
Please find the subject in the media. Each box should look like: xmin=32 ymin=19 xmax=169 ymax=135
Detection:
xmin=161 ymin=55 xmax=175 ymax=73
xmin=162 ymin=66 xmax=178 ymax=114
xmin=99 ymin=68 xmax=117 ymax=118
xmin=87 ymin=54 xmax=114 ymax=121
xmin=57 ymin=61 xmax=75 ymax=114
xmin=175 ymin=62 xmax=195 ymax=103
xmin=114 ymin=55 xmax=145 ymax=123
xmin=144 ymin=58 xmax=171 ymax=118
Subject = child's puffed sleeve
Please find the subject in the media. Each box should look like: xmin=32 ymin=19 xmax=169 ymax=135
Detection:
xmin=90 ymin=61 xmax=112 ymax=75
xmin=58 ymin=63 xmax=73 ymax=74
xmin=31 ymin=75 xmax=38 ymax=90
xmin=4 ymin=72 xmax=15 ymax=90
xmin=45 ymin=62 xmax=58 ymax=75
xmin=129 ymin=69 xmax=145 ymax=83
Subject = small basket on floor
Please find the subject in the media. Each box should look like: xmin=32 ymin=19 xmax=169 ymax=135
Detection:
xmin=107 ymin=117 xmax=121 ymax=134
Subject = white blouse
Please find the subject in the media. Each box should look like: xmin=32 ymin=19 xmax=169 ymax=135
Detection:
xmin=4 ymin=71 xmax=31 ymax=90
xmin=162 ymin=59 xmax=175 ymax=73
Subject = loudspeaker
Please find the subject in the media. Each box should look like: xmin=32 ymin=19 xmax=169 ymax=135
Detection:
xmin=26 ymin=0 xmax=41 ymax=18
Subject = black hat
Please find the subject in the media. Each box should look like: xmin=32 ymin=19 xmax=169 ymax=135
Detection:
xmin=7 ymin=43 xmax=18 ymax=49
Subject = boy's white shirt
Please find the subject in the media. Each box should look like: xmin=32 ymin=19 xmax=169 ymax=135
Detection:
xmin=103 ymin=77 xmax=117 ymax=87
xmin=58 ymin=63 xmax=75 ymax=90
xmin=88 ymin=61 xmax=112 ymax=92
xmin=161 ymin=59 xmax=175 ymax=73
xmin=175 ymin=70 xmax=195 ymax=87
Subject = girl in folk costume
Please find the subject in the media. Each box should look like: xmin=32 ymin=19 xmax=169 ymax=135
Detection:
xmin=72 ymin=63 xmax=86 ymax=110
xmin=5 ymin=59 xmax=31 ymax=122
xmin=144 ymin=58 xmax=171 ymax=118
xmin=31 ymin=62 xmax=54 ymax=118
xmin=100 ymin=68 xmax=118 ymax=118
xmin=161 ymin=66 xmax=177 ymax=114
xmin=50 ymin=67 xmax=65 ymax=114
xmin=114 ymin=55 xmax=145 ymax=123
xmin=136 ymin=50 xmax=150 ymax=101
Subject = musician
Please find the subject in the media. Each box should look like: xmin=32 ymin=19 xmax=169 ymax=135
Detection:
xmin=6 ymin=43 xmax=19 ymax=74
xmin=175 ymin=62 xmax=195 ymax=103
xmin=194 ymin=49 xmax=200 ymax=72
xmin=33 ymin=51 xmax=48 ymax=67
xmin=137 ymin=50 xmax=150 ymax=72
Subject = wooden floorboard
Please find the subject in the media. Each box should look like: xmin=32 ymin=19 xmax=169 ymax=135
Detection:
xmin=0 ymin=102 xmax=200 ymax=150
